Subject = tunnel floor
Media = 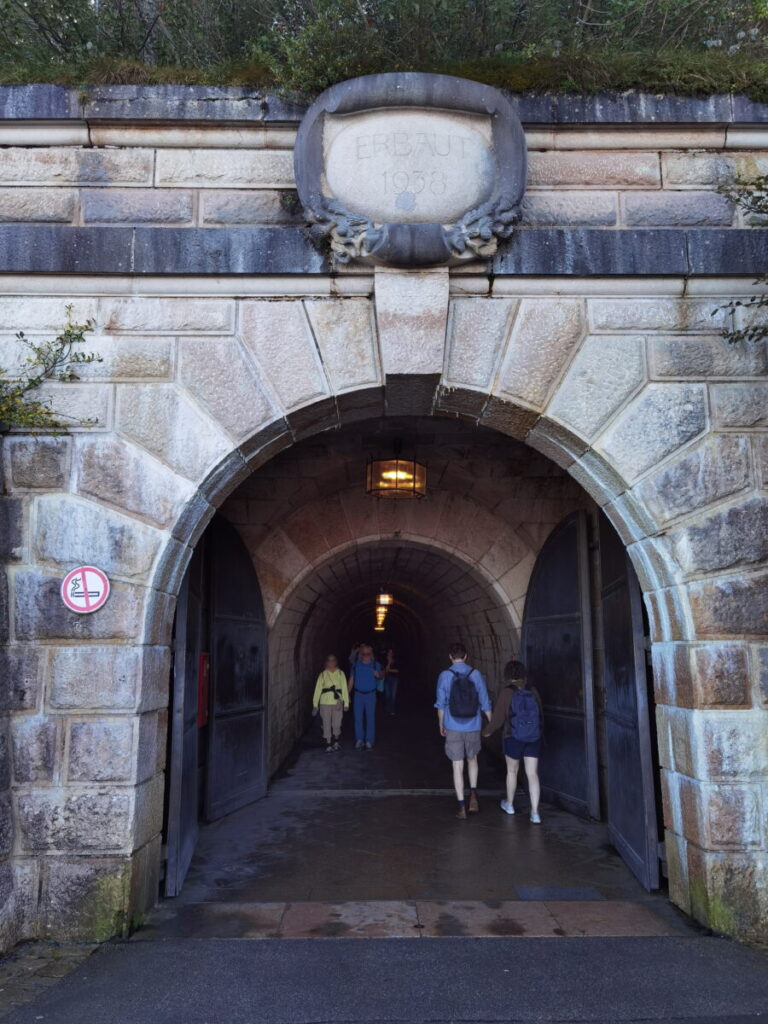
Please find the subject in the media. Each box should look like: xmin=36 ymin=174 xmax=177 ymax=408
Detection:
xmin=140 ymin=692 xmax=697 ymax=940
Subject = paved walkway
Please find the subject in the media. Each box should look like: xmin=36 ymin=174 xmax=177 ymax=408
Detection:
xmin=3 ymin=697 xmax=767 ymax=1022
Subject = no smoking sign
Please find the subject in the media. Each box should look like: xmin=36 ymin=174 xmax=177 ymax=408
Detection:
xmin=60 ymin=566 xmax=110 ymax=614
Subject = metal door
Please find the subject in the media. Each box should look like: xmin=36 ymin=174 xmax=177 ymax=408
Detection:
xmin=599 ymin=514 xmax=660 ymax=890
xmin=521 ymin=511 xmax=599 ymax=818
xmin=165 ymin=548 xmax=203 ymax=897
xmin=205 ymin=517 xmax=268 ymax=821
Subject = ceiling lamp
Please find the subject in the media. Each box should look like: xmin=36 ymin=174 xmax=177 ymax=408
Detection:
xmin=377 ymin=592 xmax=393 ymax=607
xmin=365 ymin=442 xmax=426 ymax=500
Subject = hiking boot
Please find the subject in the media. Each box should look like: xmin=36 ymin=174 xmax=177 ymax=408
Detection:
xmin=500 ymin=800 xmax=515 ymax=815
xmin=530 ymin=812 xmax=541 ymax=824
xmin=468 ymin=792 xmax=480 ymax=813
xmin=455 ymin=805 xmax=467 ymax=820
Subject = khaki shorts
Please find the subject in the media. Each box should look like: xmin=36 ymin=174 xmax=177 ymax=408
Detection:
xmin=445 ymin=729 xmax=482 ymax=762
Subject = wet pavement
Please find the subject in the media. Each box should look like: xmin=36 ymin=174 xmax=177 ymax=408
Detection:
xmin=136 ymin=696 xmax=694 ymax=940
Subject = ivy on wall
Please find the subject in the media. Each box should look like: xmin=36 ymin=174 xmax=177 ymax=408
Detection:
xmin=0 ymin=309 xmax=101 ymax=431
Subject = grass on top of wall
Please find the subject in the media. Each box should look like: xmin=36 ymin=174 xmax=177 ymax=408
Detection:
xmin=1 ymin=49 xmax=767 ymax=103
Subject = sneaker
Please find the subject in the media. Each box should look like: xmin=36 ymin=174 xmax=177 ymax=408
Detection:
xmin=530 ymin=812 xmax=541 ymax=824
xmin=456 ymin=805 xmax=467 ymax=820
xmin=325 ymin=744 xmax=333 ymax=754
xmin=355 ymin=740 xmax=364 ymax=750
xmin=365 ymin=742 xmax=373 ymax=750
xmin=332 ymin=741 xmax=340 ymax=751
xmin=500 ymin=800 xmax=515 ymax=815
xmin=468 ymin=792 xmax=479 ymax=814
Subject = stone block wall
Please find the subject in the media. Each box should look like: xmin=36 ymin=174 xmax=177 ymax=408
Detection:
xmin=0 ymin=87 xmax=767 ymax=947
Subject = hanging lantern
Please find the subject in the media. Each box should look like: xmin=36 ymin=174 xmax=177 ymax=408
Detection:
xmin=376 ymin=592 xmax=394 ymax=607
xmin=365 ymin=451 xmax=426 ymax=499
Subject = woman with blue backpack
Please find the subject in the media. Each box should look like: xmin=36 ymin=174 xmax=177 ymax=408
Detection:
xmin=483 ymin=659 xmax=543 ymax=823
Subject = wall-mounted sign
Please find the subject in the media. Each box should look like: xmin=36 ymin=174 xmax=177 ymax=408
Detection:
xmin=60 ymin=565 xmax=110 ymax=614
xmin=294 ymin=73 xmax=527 ymax=268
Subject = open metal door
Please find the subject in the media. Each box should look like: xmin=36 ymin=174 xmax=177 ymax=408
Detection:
xmin=164 ymin=550 xmax=203 ymax=897
xmin=599 ymin=514 xmax=660 ymax=890
xmin=205 ymin=517 xmax=268 ymax=822
xmin=522 ymin=511 xmax=599 ymax=818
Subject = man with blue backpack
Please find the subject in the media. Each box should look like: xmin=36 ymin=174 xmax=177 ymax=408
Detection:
xmin=435 ymin=642 xmax=492 ymax=819
xmin=484 ymin=659 xmax=543 ymax=823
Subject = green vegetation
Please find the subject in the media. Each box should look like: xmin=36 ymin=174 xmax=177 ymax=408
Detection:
xmin=0 ymin=309 xmax=101 ymax=431
xmin=1 ymin=1 xmax=767 ymax=99
xmin=719 ymin=174 xmax=768 ymax=344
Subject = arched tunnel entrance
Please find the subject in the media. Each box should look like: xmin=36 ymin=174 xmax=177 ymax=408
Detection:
xmin=153 ymin=417 xmax=680 ymax=940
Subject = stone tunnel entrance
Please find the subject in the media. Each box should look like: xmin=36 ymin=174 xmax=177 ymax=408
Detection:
xmin=148 ymin=416 xmax=683 ymax=940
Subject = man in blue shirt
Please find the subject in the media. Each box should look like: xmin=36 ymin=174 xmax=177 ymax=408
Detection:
xmin=435 ymin=642 xmax=492 ymax=818
xmin=349 ymin=643 xmax=383 ymax=750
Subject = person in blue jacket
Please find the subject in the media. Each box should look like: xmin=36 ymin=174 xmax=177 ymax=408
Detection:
xmin=435 ymin=642 xmax=492 ymax=818
xmin=349 ymin=643 xmax=383 ymax=750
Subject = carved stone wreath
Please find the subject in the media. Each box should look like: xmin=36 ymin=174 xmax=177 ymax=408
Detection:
xmin=295 ymin=73 xmax=528 ymax=269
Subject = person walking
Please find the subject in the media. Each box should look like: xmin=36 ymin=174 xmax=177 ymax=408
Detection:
xmin=435 ymin=642 xmax=492 ymax=818
xmin=384 ymin=648 xmax=401 ymax=716
xmin=312 ymin=654 xmax=349 ymax=752
xmin=349 ymin=643 xmax=383 ymax=750
xmin=483 ymin=658 xmax=543 ymax=823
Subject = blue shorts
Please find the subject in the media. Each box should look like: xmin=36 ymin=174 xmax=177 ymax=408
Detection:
xmin=504 ymin=737 xmax=541 ymax=760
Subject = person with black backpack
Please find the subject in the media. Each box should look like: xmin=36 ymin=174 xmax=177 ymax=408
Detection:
xmin=483 ymin=659 xmax=543 ymax=823
xmin=435 ymin=642 xmax=492 ymax=819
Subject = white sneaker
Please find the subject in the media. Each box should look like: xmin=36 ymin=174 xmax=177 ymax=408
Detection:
xmin=325 ymin=744 xmax=333 ymax=753
xmin=365 ymin=742 xmax=373 ymax=750
xmin=500 ymin=800 xmax=515 ymax=815
xmin=530 ymin=812 xmax=541 ymax=824
xmin=355 ymin=740 xmax=364 ymax=750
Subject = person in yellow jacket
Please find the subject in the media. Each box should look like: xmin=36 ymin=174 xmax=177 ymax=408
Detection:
xmin=312 ymin=654 xmax=350 ymax=752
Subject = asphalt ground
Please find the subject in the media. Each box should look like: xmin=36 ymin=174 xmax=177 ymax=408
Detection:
xmin=5 ymin=934 xmax=768 ymax=1024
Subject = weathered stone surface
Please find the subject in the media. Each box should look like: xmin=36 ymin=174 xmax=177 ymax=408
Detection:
xmin=711 ymin=383 xmax=768 ymax=428
xmin=68 ymin=719 xmax=135 ymax=782
xmin=662 ymin=154 xmax=735 ymax=187
xmin=5 ymin=436 xmax=71 ymax=489
xmin=589 ymin=298 xmax=726 ymax=332
xmin=75 ymin=435 xmax=194 ymax=529
xmin=34 ymin=382 xmax=111 ymax=429
xmin=650 ymin=335 xmax=768 ymax=377
xmin=102 ymin=297 xmax=234 ymax=334
xmin=179 ymin=336 xmax=277 ymax=441
xmin=73 ymin=336 xmax=174 ymax=380
xmin=679 ymin=778 xmax=761 ymax=849
xmin=155 ymin=149 xmax=294 ymax=187
xmin=200 ymin=190 xmax=302 ymax=225
xmin=521 ymin=191 xmax=617 ymax=226
xmin=636 ymin=435 xmax=751 ymax=523
xmin=12 ymin=715 xmax=56 ymax=782
xmin=0 ymin=570 xmax=8 ymax=645
xmin=240 ymin=300 xmax=330 ymax=410
xmin=673 ymin=498 xmax=768 ymax=575
xmin=133 ymin=773 xmax=165 ymax=849
xmin=689 ymin=571 xmax=768 ymax=639
xmin=49 ymin=645 xmax=142 ymax=710
xmin=0 ymin=296 xmax=97 ymax=331
xmin=528 ymin=150 xmax=660 ymax=187
xmin=0 ymin=795 xmax=12 ymax=860
xmin=0 ymin=187 xmax=75 ymax=222
xmin=598 ymin=383 xmax=707 ymax=481
xmin=692 ymin=644 xmax=751 ymax=708
xmin=117 ymin=384 xmax=230 ymax=482
xmin=687 ymin=845 xmax=768 ymax=940
xmin=34 ymin=494 xmax=161 ymax=579
xmin=0 ymin=497 xmax=23 ymax=560
xmin=444 ymin=297 xmax=517 ymax=390
xmin=548 ymin=334 xmax=645 ymax=438
xmin=40 ymin=857 xmax=129 ymax=941
xmin=0 ymin=148 xmax=153 ymax=185
xmin=497 ymin=299 xmax=584 ymax=409
xmin=15 ymin=571 xmax=144 ymax=641
xmin=82 ymin=188 xmax=193 ymax=224
xmin=304 ymin=299 xmax=380 ymax=394
xmin=757 ymin=646 xmax=768 ymax=707
xmin=374 ymin=270 xmax=449 ymax=377
xmin=623 ymin=191 xmax=734 ymax=226
xmin=0 ymin=647 xmax=42 ymax=710
xmin=0 ymin=722 xmax=9 ymax=791
xmin=17 ymin=791 xmax=132 ymax=851
xmin=136 ymin=711 xmax=164 ymax=782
